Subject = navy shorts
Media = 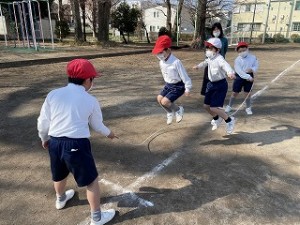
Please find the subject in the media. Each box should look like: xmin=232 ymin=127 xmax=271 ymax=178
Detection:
xmin=48 ymin=136 xmax=98 ymax=187
xmin=233 ymin=73 xmax=254 ymax=93
xmin=204 ymin=79 xmax=228 ymax=107
xmin=160 ymin=81 xmax=185 ymax=102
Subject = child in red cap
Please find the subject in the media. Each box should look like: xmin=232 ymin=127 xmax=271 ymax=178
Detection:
xmin=152 ymin=35 xmax=192 ymax=125
xmin=225 ymin=42 xmax=259 ymax=115
xmin=37 ymin=59 xmax=117 ymax=225
xmin=193 ymin=38 xmax=236 ymax=134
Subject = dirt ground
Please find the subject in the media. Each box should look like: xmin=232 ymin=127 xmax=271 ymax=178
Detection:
xmin=0 ymin=44 xmax=300 ymax=225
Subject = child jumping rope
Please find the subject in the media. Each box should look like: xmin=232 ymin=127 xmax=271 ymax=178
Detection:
xmin=193 ymin=38 xmax=236 ymax=134
xmin=152 ymin=35 xmax=192 ymax=125
xmin=225 ymin=42 xmax=259 ymax=115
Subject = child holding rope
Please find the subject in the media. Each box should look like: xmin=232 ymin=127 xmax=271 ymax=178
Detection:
xmin=152 ymin=35 xmax=192 ymax=125
xmin=225 ymin=42 xmax=259 ymax=115
xmin=193 ymin=38 xmax=236 ymax=134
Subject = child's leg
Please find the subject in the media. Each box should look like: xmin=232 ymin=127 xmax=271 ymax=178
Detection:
xmin=210 ymin=107 xmax=229 ymax=120
xmin=204 ymin=104 xmax=217 ymax=117
xmin=244 ymin=92 xmax=251 ymax=108
xmin=157 ymin=95 xmax=172 ymax=112
xmin=228 ymin=92 xmax=239 ymax=107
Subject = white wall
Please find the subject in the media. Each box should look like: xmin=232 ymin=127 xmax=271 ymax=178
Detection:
xmin=144 ymin=6 xmax=176 ymax=32
xmin=0 ymin=16 xmax=7 ymax=35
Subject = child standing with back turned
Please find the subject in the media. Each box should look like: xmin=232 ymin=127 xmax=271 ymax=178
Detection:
xmin=193 ymin=38 xmax=236 ymax=134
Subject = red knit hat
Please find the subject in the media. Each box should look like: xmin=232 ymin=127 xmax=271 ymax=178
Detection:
xmin=67 ymin=59 xmax=99 ymax=79
xmin=152 ymin=35 xmax=172 ymax=54
xmin=236 ymin=42 xmax=248 ymax=51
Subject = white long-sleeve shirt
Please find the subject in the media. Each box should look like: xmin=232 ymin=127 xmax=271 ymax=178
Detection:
xmin=159 ymin=54 xmax=192 ymax=92
xmin=196 ymin=54 xmax=234 ymax=82
xmin=234 ymin=53 xmax=259 ymax=80
xmin=37 ymin=83 xmax=110 ymax=142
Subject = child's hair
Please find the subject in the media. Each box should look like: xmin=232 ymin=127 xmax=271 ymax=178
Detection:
xmin=206 ymin=45 xmax=219 ymax=52
xmin=68 ymin=77 xmax=85 ymax=85
xmin=158 ymin=27 xmax=171 ymax=37
xmin=210 ymin=22 xmax=224 ymax=38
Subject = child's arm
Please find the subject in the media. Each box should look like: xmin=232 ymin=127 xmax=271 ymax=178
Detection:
xmin=220 ymin=59 xmax=235 ymax=79
xmin=192 ymin=60 xmax=208 ymax=70
xmin=176 ymin=60 xmax=192 ymax=94
xmin=234 ymin=58 xmax=253 ymax=81
xmin=251 ymin=56 xmax=259 ymax=75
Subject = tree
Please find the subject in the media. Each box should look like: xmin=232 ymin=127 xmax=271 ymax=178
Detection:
xmin=70 ymin=0 xmax=84 ymax=43
xmin=165 ymin=0 xmax=172 ymax=32
xmin=111 ymin=2 xmax=141 ymax=44
xmin=173 ymin=0 xmax=185 ymax=37
xmin=97 ymin=0 xmax=112 ymax=42
xmin=185 ymin=0 xmax=232 ymax=46
xmin=80 ymin=0 xmax=87 ymax=41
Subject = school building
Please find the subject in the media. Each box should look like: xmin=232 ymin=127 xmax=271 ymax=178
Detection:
xmin=232 ymin=0 xmax=300 ymax=39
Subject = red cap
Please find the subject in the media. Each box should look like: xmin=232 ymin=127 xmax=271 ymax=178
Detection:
xmin=67 ymin=59 xmax=99 ymax=79
xmin=152 ymin=35 xmax=172 ymax=54
xmin=236 ymin=42 xmax=248 ymax=51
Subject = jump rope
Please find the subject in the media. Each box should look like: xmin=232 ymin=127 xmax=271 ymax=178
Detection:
xmin=113 ymin=56 xmax=255 ymax=153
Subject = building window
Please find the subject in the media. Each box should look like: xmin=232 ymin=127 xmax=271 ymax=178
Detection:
xmin=292 ymin=22 xmax=300 ymax=31
xmin=157 ymin=26 xmax=159 ymax=30
xmin=237 ymin=23 xmax=246 ymax=31
xmin=153 ymin=12 xmax=156 ymax=17
xmin=252 ymin=23 xmax=261 ymax=31
xmin=295 ymin=1 xmax=300 ymax=10
xmin=157 ymin=12 xmax=159 ymax=17
xmin=237 ymin=23 xmax=261 ymax=31
xmin=245 ymin=4 xmax=251 ymax=12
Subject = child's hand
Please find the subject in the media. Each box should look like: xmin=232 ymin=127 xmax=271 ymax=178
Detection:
xmin=228 ymin=73 xmax=236 ymax=79
xmin=248 ymin=77 xmax=254 ymax=82
xmin=184 ymin=91 xmax=191 ymax=96
xmin=246 ymin=68 xmax=253 ymax=73
xmin=192 ymin=66 xmax=199 ymax=70
xmin=107 ymin=131 xmax=119 ymax=139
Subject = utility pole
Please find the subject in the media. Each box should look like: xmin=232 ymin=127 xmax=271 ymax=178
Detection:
xmin=262 ymin=0 xmax=271 ymax=44
xmin=286 ymin=0 xmax=296 ymax=38
xmin=176 ymin=0 xmax=179 ymax=46
xmin=230 ymin=12 xmax=234 ymax=45
xmin=250 ymin=0 xmax=257 ymax=43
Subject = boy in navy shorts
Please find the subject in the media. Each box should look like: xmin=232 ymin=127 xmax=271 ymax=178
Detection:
xmin=152 ymin=35 xmax=192 ymax=125
xmin=225 ymin=42 xmax=259 ymax=115
xmin=193 ymin=38 xmax=236 ymax=134
xmin=37 ymin=59 xmax=117 ymax=225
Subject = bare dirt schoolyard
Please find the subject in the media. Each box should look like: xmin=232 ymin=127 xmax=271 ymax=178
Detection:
xmin=0 ymin=44 xmax=300 ymax=225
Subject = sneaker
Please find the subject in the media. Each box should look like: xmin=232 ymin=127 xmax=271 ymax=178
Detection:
xmin=245 ymin=107 xmax=253 ymax=115
xmin=166 ymin=112 xmax=174 ymax=125
xmin=226 ymin=117 xmax=235 ymax=134
xmin=211 ymin=117 xmax=223 ymax=130
xmin=175 ymin=106 xmax=184 ymax=123
xmin=225 ymin=105 xmax=232 ymax=113
xmin=55 ymin=189 xmax=75 ymax=210
xmin=90 ymin=209 xmax=116 ymax=225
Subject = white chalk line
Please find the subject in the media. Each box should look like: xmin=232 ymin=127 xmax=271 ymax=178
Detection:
xmin=78 ymin=60 xmax=299 ymax=225
xmin=99 ymin=178 xmax=154 ymax=207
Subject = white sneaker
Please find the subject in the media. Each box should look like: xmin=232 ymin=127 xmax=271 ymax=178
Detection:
xmin=55 ymin=189 xmax=75 ymax=210
xmin=225 ymin=105 xmax=232 ymax=113
xmin=226 ymin=117 xmax=235 ymax=134
xmin=167 ymin=112 xmax=174 ymax=125
xmin=90 ymin=209 xmax=116 ymax=225
xmin=175 ymin=106 xmax=184 ymax=123
xmin=211 ymin=117 xmax=223 ymax=130
xmin=245 ymin=107 xmax=253 ymax=115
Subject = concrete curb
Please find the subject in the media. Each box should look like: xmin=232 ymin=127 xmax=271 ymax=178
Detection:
xmin=0 ymin=49 xmax=151 ymax=69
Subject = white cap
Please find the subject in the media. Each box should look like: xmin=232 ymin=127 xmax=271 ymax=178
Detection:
xmin=205 ymin=37 xmax=222 ymax=49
